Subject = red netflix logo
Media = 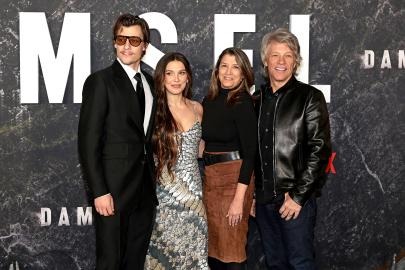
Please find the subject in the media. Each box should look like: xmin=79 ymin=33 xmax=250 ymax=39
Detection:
xmin=325 ymin=152 xmax=336 ymax=174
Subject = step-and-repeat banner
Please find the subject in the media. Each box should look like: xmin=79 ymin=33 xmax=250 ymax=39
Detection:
xmin=1 ymin=1 xmax=404 ymax=269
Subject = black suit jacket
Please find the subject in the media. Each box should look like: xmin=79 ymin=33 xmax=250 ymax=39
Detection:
xmin=78 ymin=60 xmax=157 ymax=212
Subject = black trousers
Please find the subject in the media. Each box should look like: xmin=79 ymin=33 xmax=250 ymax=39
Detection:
xmin=95 ymin=178 xmax=156 ymax=270
xmin=256 ymin=194 xmax=317 ymax=270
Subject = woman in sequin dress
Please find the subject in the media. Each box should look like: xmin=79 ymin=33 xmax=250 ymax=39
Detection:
xmin=144 ymin=52 xmax=208 ymax=270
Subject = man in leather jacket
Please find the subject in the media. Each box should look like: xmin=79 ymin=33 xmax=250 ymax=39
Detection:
xmin=253 ymin=28 xmax=331 ymax=269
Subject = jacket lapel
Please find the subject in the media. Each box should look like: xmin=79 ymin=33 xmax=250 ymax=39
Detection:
xmin=111 ymin=60 xmax=144 ymax=135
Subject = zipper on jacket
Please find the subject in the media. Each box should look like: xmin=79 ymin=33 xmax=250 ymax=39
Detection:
xmin=272 ymin=92 xmax=281 ymax=198
xmin=257 ymin=91 xmax=265 ymax=192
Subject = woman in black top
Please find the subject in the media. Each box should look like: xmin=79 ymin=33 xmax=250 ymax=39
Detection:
xmin=202 ymin=47 xmax=257 ymax=270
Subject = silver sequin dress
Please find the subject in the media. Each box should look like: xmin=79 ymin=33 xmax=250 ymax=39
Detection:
xmin=145 ymin=121 xmax=208 ymax=270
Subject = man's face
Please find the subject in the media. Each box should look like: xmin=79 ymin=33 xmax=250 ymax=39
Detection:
xmin=265 ymin=41 xmax=295 ymax=89
xmin=114 ymin=25 xmax=147 ymax=70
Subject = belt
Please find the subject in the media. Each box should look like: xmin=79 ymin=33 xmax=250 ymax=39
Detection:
xmin=203 ymin=151 xmax=241 ymax=166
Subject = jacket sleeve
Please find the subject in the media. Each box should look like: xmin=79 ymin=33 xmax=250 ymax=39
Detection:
xmin=78 ymin=72 xmax=109 ymax=199
xmin=290 ymin=89 xmax=331 ymax=206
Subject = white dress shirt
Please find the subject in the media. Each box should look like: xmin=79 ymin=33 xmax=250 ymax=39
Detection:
xmin=117 ymin=58 xmax=153 ymax=134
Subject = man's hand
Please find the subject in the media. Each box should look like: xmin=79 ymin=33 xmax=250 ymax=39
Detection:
xmin=279 ymin=192 xmax=301 ymax=221
xmin=94 ymin=194 xmax=115 ymax=216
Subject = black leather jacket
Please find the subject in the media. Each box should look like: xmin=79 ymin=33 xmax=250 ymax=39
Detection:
xmin=254 ymin=76 xmax=331 ymax=206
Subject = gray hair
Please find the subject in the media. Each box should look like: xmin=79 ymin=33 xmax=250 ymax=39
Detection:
xmin=260 ymin=28 xmax=302 ymax=75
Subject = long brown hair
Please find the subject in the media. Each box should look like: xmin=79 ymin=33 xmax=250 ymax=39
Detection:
xmin=152 ymin=52 xmax=193 ymax=180
xmin=207 ymin=47 xmax=254 ymax=104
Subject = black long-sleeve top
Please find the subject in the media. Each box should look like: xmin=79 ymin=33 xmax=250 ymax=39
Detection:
xmin=202 ymin=89 xmax=257 ymax=185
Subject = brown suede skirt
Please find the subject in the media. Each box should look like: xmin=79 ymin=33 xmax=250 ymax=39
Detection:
xmin=203 ymin=159 xmax=254 ymax=263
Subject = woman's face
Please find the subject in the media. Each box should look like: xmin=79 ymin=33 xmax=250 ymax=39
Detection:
xmin=218 ymin=54 xmax=243 ymax=90
xmin=164 ymin=60 xmax=188 ymax=96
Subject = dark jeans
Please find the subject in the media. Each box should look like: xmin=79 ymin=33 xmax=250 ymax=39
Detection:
xmin=256 ymin=194 xmax=317 ymax=270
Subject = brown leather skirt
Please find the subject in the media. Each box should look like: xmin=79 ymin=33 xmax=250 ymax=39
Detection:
xmin=203 ymin=159 xmax=254 ymax=263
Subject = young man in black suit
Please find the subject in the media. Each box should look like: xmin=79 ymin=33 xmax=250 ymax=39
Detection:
xmin=78 ymin=14 xmax=157 ymax=270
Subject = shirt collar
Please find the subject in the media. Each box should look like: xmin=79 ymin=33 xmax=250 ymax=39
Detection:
xmin=263 ymin=76 xmax=297 ymax=98
xmin=116 ymin=58 xmax=141 ymax=79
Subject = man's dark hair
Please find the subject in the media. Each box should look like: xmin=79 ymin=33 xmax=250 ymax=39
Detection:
xmin=113 ymin=14 xmax=150 ymax=43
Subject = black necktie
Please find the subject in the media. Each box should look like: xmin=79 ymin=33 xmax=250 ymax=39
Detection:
xmin=134 ymin=73 xmax=145 ymax=119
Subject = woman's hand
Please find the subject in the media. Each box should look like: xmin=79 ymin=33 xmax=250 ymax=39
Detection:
xmin=198 ymin=139 xmax=205 ymax=158
xmin=226 ymin=183 xmax=248 ymax=226
xmin=227 ymin=197 xmax=244 ymax=227
xmin=250 ymin=199 xmax=256 ymax=217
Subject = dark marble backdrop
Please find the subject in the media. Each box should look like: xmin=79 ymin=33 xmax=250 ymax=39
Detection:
xmin=1 ymin=0 xmax=404 ymax=269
